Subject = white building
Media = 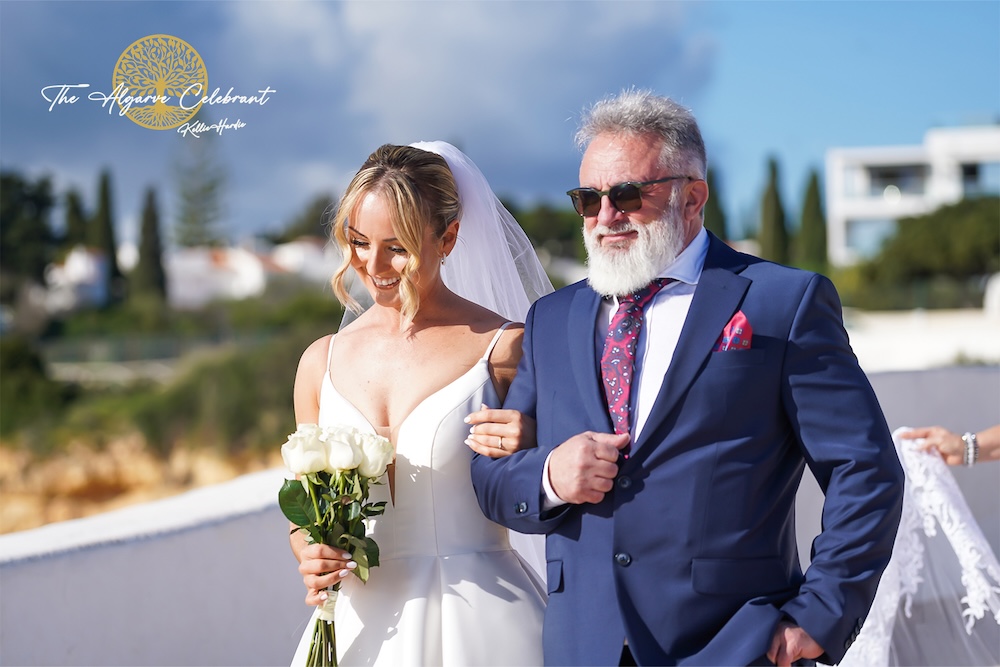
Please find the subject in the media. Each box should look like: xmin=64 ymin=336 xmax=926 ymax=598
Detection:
xmin=44 ymin=245 xmax=109 ymax=312
xmin=825 ymin=125 xmax=1000 ymax=266
xmin=270 ymin=235 xmax=342 ymax=284
xmin=165 ymin=246 xmax=282 ymax=310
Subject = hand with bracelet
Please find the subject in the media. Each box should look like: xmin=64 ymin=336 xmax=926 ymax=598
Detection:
xmin=900 ymin=424 xmax=1000 ymax=466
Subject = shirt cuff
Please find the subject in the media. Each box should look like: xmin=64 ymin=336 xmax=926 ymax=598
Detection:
xmin=541 ymin=450 xmax=568 ymax=510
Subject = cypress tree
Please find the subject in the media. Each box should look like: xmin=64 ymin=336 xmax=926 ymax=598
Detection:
xmin=63 ymin=189 xmax=88 ymax=250
xmin=703 ymin=168 xmax=728 ymax=242
xmin=131 ymin=187 xmax=168 ymax=301
xmin=796 ymin=169 xmax=828 ymax=274
xmin=90 ymin=169 xmax=126 ymax=302
xmin=758 ymin=157 xmax=789 ymax=264
xmin=0 ymin=172 xmax=55 ymax=286
xmin=173 ymin=114 xmax=226 ymax=247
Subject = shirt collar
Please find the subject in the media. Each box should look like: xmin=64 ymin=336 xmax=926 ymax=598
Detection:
xmin=657 ymin=227 xmax=708 ymax=286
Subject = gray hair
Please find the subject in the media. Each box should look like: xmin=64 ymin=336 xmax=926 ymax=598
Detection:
xmin=575 ymin=88 xmax=707 ymax=179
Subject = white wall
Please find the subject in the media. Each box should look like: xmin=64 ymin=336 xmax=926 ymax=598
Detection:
xmin=0 ymin=470 xmax=310 ymax=667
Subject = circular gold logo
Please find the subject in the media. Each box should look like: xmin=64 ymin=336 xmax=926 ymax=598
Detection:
xmin=113 ymin=34 xmax=207 ymax=130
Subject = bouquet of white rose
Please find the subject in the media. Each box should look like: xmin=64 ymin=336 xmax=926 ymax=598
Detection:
xmin=279 ymin=423 xmax=394 ymax=667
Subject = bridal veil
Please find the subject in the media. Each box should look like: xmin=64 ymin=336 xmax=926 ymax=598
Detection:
xmin=839 ymin=428 xmax=1000 ymax=666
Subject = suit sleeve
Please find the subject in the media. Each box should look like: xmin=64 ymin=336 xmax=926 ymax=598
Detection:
xmin=471 ymin=302 xmax=571 ymax=535
xmin=778 ymin=274 xmax=905 ymax=664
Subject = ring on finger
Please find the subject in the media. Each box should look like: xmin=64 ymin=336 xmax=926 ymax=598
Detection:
xmin=498 ymin=436 xmax=505 ymax=450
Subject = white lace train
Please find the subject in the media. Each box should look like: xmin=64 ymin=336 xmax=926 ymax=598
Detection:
xmin=839 ymin=427 xmax=1000 ymax=666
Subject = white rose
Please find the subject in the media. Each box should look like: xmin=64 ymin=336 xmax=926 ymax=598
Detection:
xmin=357 ymin=433 xmax=394 ymax=478
xmin=280 ymin=423 xmax=329 ymax=475
xmin=322 ymin=426 xmax=363 ymax=471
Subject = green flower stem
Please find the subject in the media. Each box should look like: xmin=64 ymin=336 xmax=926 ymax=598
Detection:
xmin=308 ymin=477 xmax=323 ymax=541
xmin=335 ymin=472 xmax=345 ymax=550
xmin=306 ymin=617 xmax=337 ymax=667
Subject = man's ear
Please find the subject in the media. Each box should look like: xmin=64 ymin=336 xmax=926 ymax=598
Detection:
xmin=684 ymin=178 xmax=709 ymax=223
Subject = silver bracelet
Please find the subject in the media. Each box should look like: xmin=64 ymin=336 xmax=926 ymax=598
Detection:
xmin=962 ymin=432 xmax=979 ymax=467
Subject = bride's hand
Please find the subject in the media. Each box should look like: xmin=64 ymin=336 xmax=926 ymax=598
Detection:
xmin=298 ymin=543 xmax=357 ymax=606
xmin=464 ymin=406 xmax=536 ymax=458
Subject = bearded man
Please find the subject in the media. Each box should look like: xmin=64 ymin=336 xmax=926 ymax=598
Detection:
xmin=470 ymin=89 xmax=904 ymax=667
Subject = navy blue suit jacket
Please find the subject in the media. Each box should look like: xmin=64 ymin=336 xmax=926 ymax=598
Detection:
xmin=471 ymin=234 xmax=904 ymax=666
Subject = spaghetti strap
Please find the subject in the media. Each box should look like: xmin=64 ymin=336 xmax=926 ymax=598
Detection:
xmin=325 ymin=334 xmax=336 ymax=376
xmin=482 ymin=322 xmax=512 ymax=363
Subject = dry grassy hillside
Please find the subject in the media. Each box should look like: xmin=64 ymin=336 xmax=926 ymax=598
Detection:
xmin=0 ymin=436 xmax=283 ymax=534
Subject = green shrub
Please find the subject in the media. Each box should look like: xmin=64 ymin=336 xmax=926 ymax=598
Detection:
xmin=0 ymin=336 xmax=76 ymax=440
xmin=128 ymin=325 xmax=327 ymax=458
xmin=833 ymin=197 xmax=999 ymax=310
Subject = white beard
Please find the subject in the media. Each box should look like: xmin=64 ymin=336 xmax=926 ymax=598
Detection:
xmin=584 ymin=204 xmax=686 ymax=297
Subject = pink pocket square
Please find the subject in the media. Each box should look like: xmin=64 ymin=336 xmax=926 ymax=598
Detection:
xmin=713 ymin=311 xmax=752 ymax=351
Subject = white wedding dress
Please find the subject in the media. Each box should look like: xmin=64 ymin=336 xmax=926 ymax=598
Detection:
xmin=291 ymin=326 xmax=546 ymax=666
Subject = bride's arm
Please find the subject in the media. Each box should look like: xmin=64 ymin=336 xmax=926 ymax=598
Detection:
xmin=487 ymin=324 xmax=524 ymax=403
xmin=467 ymin=325 xmax=536 ymax=458
xmin=287 ymin=336 xmax=358 ymax=606
xmin=291 ymin=335 xmax=327 ymax=425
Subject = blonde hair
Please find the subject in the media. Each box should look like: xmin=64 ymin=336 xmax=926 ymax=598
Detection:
xmin=331 ymin=144 xmax=461 ymax=322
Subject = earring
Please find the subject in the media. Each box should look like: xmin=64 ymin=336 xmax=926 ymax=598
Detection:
xmin=440 ymin=255 xmax=446 ymax=266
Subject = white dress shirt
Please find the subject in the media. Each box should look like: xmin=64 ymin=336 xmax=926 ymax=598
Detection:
xmin=541 ymin=228 xmax=710 ymax=507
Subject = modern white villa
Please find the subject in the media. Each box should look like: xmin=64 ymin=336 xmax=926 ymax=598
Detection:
xmin=825 ymin=125 xmax=1000 ymax=266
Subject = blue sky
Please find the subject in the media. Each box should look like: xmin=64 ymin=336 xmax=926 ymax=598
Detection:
xmin=1 ymin=1 xmax=997 ymax=247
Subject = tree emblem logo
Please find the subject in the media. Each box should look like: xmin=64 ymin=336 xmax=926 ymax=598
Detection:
xmin=113 ymin=34 xmax=207 ymax=130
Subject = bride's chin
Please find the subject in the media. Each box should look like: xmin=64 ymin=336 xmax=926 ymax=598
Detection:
xmin=357 ymin=281 xmax=394 ymax=304
xmin=370 ymin=288 xmax=400 ymax=304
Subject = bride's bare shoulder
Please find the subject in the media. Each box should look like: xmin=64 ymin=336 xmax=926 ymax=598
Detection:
xmin=298 ymin=334 xmax=334 ymax=373
xmin=293 ymin=334 xmax=333 ymax=423
xmin=451 ymin=298 xmax=509 ymax=329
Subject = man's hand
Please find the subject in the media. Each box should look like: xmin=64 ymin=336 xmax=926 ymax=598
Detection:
xmin=767 ymin=621 xmax=823 ymax=667
xmin=547 ymin=431 xmax=630 ymax=504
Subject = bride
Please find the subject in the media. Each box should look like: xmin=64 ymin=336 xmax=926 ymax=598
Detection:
xmin=288 ymin=141 xmax=552 ymax=665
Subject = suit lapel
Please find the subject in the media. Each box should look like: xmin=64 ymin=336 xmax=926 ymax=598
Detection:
xmin=568 ymin=286 xmax=613 ymax=432
xmin=633 ymin=236 xmax=750 ymax=452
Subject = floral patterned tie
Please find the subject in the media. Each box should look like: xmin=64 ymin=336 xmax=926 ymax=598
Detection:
xmin=600 ymin=279 xmax=671 ymax=440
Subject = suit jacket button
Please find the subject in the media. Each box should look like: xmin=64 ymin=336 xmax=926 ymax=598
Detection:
xmin=614 ymin=552 xmax=632 ymax=567
xmin=515 ymin=502 xmax=528 ymax=514
xmin=616 ymin=476 xmax=632 ymax=489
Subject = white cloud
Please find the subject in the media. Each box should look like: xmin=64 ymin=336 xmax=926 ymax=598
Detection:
xmin=203 ymin=1 xmax=721 ymax=212
xmin=220 ymin=1 xmax=349 ymax=74
xmin=338 ymin=2 xmax=714 ymax=134
xmin=290 ymin=160 xmax=351 ymax=199
xmin=306 ymin=1 xmax=718 ymax=200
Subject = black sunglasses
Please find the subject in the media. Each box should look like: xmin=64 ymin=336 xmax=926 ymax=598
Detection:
xmin=566 ymin=176 xmax=691 ymax=217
